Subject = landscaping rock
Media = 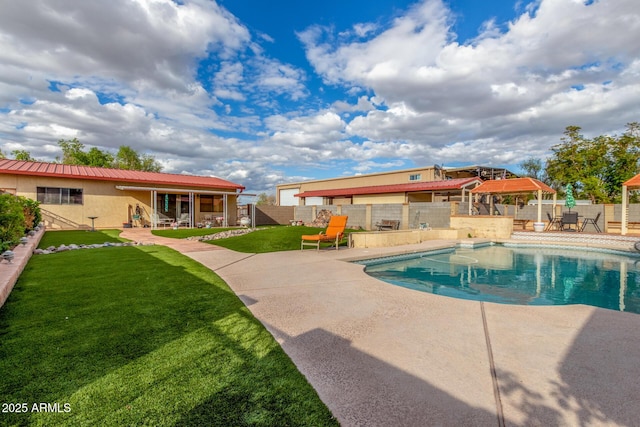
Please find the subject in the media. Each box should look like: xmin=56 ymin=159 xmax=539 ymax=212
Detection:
xmin=186 ymin=228 xmax=257 ymax=241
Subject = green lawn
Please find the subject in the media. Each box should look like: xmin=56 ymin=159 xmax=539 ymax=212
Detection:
xmin=38 ymin=229 xmax=128 ymax=248
xmin=0 ymin=243 xmax=338 ymax=426
xmin=206 ymin=226 xmax=357 ymax=253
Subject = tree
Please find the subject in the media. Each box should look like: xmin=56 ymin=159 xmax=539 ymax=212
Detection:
xmin=518 ymin=157 xmax=547 ymax=182
xmin=56 ymin=139 xmax=162 ymax=172
xmin=545 ymin=123 xmax=640 ymax=203
xmin=11 ymin=150 xmax=35 ymax=161
xmin=114 ymin=145 xmax=162 ymax=172
xmin=0 ymin=149 xmax=5 ymax=159
xmin=58 ymin=138 xmax=113 ymax=167
xmin=255 ymin=193 xmax=276 ymax=206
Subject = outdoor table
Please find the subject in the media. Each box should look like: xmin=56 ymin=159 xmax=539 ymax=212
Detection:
xmin=88 ymin=216 xmax=98 ymax=232
xmin=561 ymin=212 xmax=579 ymax=231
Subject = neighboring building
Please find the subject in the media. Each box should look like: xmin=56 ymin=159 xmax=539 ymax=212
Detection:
xmin=277 ymin=165 xmax=516 ymax=206
xmin=0 ymin=159 xmax=245 ymax=229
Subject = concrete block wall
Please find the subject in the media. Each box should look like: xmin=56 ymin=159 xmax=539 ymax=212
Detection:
xmin=340 ymin=205 xmax=367 ymax=229
xmin=410 ymin=202 xmax=452 ymax=228
xmin=371 ymin=204 xmax=403 ymax=229
xmin=251 ymin=205 xmax=294 ymax=225
xmin=294 ymin=206 xmax=315 ymax=223
xmin=613 ymin=203 xmax=640 ymax=221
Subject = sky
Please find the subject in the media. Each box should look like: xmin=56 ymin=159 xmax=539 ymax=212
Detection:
xmin=1 ymin=0 xmax=639 ymax=195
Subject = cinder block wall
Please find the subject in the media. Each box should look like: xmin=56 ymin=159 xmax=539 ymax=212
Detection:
xmin=251 ymin=205 xmax=294 ymax=225
xmin=410 ymin=202 xmax=453 ymax=228
xmin=371 ymin=204 xmax=404 ymax=229
xmin=341 ymin=205 xmax=367 ymax=229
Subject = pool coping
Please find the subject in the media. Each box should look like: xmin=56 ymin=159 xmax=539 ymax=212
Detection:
xmin=183 ymin=237 xmax=640 ymax=426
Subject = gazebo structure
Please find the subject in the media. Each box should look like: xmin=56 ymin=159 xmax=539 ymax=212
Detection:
xmin=621 ymin=174 xmax=640 ymax=235
xmin=470 ymin=177 xmax=557 ymax=225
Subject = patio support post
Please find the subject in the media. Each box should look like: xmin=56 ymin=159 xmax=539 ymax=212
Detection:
xmin=223 ymin=194 xmax=228 ymax=227
xmin=621 ymin=184 xmax=628 ymax=235
xmin=152 ymin=190 xmax=157 ymax=229
xmin=537 ymin=189 xmax=543 ymax=223
xmin=489 ymin=193 xmax=494 ymax=215
xmin=189 ymin=192 xmax=194 ymax=228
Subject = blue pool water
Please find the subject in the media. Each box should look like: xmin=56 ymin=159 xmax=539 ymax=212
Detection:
xmin=359 ymin=245 xmax=640 ymax=314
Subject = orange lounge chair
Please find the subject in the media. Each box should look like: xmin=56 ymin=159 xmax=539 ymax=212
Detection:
xmin=301 ymin=215 xmax=348 ymax=251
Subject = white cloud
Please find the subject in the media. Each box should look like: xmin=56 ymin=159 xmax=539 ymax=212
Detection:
xmin=299 ymin=0 xmax=640 ymax=170
xmin=1 ymin=0 xmax=639 ymax=193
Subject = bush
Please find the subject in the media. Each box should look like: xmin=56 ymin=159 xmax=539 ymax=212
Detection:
xmin=0 ymin=194 xmax=26 ymax=251
xmin=18 ymin=196 xmax=41 ymax=231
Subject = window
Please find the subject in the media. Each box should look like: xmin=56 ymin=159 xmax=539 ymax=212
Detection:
xmin=409 ymin=174 xmax=421 ymax=181
xmin=37 ymin=187 xmax=83 ymax=205
xmin=200 ymin=195 xmax=223 ymax=212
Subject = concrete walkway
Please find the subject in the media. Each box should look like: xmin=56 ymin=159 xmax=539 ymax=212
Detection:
xmin=122 ymin=229 xmax=640 ymax=426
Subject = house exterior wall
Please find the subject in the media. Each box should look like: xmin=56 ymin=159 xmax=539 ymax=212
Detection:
xmin=277 ymin=166 xmax=441 ymax=206
xmin=353 ymin=193 xmax=406 ymax=205
xmin=0 ymin=173 xmax=239 ymax=229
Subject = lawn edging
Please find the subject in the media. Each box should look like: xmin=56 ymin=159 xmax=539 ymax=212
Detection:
xmin=0 ymin=226 xmax=45 ymax=309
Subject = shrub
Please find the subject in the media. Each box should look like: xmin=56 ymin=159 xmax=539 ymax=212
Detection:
xmin=18 ymin=196 xmax=41 ymax=231
xmin=0 ymin=193 xmax=25 ymax=251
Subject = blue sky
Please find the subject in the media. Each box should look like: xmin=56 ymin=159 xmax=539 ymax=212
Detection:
xmin=1 ymin=0 xmax=639 ymax=194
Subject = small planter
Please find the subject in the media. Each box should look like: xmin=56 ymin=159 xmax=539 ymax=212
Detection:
xmin=533 ymin=222 xmax=545 ymax=232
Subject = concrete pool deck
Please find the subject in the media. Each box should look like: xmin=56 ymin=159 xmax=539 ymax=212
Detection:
xmin=122 ymin=229 xmax=640 ymax=426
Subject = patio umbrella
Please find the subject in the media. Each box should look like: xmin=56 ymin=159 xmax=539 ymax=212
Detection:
xmin=565 ymin=183 xmax=576 ymax=212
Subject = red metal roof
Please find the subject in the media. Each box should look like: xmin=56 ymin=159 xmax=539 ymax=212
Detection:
xmin=623 ymin=173 xmax=640 ymax=188
xmin=0 ymin=159 xmax=244 ymax=191
xmin=295 ymin=177 xmax=482 ymax=198
xmin=470 ymin=177 xmax=555 ymax=194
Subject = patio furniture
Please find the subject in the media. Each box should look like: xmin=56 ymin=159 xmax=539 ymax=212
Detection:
xmin=561 ymin=212 xmax=579 ymax=231
xmin=513 ymin=219 xmax=530 ymax=230
xmin=375 ymin=219 xmax=400 ymax=231
xmin=177 ymin=213 xmax=190 ymax=227
xmin=152 ymin=213 xmax=174 ymax=228
xmin=545 ymin=212 xmax=562 ymax=231
xmin=580 ymin=212 xmax=602 ymax=233
xmin=301 ymin=215 xmax=348 ymax=251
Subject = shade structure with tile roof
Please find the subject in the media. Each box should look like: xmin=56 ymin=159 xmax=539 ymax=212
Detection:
xmin=620 ymin=173 xmax=640 ymax=235
xmin=470 ymin=177 xmax=557 ymax=223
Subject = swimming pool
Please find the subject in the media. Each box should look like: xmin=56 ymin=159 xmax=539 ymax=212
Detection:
xmin=358 ymin=244 xmax=640 ymax=314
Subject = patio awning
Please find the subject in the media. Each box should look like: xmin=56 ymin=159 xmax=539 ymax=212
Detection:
xmin=623 ymin=173 xmax=640 ymax=189
xmin=470 ymin=177 xmax=556 ymax=223
xmin=470 ymin=177 xmax=555 ymax=195
xmin=621 ymin=173 xmax=640 ymax=234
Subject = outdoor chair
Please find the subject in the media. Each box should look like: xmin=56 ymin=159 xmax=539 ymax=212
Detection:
xmin=561 ymin=212 xmax=579 ymax=231
xmin=301 ymin=215 xmax=348 ymax=251
xmin=177 ymin=213 xmax=190 ymax=227
xmin=545 ymin=212 xmax=562 ymax=231
xmin=580 ymin=212 xmax=602 ymax=233
xmin=152 ymin=213 xmax=174 ymax=228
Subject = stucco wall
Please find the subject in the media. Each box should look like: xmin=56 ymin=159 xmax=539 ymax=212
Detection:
xmin=349 ymin=228 xmax=472 ymax=248
xmin=0 ymin=173 xmax=239 ymax=229
xmin=450 ymin=215 xmax=514 ymax=239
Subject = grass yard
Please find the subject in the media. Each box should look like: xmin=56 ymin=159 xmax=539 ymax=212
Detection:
xmin=201 ymin=226 xmax=357 ymax=253
xmin=38 ymin=229 xmax=128 ymax=248
xmin=0 ymin=243 xmax=338 ymax=426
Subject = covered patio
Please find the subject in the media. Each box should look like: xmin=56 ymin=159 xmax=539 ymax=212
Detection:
xmin=469 ymin=177 xmax=557 ymax=228
xmin=621 ymin=173 xmax=640 ymax=235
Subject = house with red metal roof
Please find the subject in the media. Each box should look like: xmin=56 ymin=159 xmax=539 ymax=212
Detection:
xmin=0 ymin=159 xmax=245 ymax=230
xmin=276 ymin=165 xmax=514 ymax=206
